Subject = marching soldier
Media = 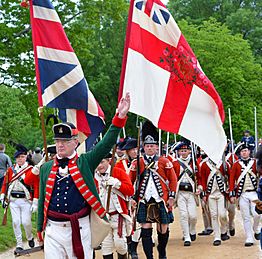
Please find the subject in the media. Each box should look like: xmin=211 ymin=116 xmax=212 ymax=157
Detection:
xmin=201 ymin=158 xmax=230 ymax=246
xmin=197 ymin=150 xmax=213 ymax=236
xmin=130 ymin=121 xmax=177 ymax=259
xmin=115 ymin=138 xmax=140 ymax=258
xmin=224 ymin=144 xmax=238 ymax=236
xmin=0 ymin=145 xmax=39 ymax=254
xmin=229 ymin=142 xmax=261 ymax=246
xmin=172 ymin=141 xmax=200 ymax=246
xmin=36 ymin=93 xmax=130 ymax=259
xmin=95 ymin=154 xmax=134 ymax=259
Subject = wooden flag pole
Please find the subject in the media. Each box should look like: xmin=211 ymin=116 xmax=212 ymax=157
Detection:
xmin=38 ymin=107 xmax=48 ymax=162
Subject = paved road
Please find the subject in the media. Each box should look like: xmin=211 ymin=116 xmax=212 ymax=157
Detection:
xmin=1 ymin=207 xmax=261 ymax=259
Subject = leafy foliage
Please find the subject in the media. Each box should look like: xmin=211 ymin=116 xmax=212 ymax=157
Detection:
xmin=0 ymin=0 xmax=261 ymax=152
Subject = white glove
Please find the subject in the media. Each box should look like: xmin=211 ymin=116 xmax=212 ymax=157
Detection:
xmin=32 ymin=155 xmax=46 ymax=175
xmin=30 ymin=198 xmax=38 ymax=213
xmin=107 ymin=176 xmax=121 ymax=189
xmin=0 ymin=193 xmax=5 ymax=207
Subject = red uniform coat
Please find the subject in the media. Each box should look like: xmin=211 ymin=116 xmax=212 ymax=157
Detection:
xmin=130 ymin=156 xmax=177 ymax=202
xmin=95 ymin=166 xmax=134 ymax=215
xmin=1 ymin=164 xmax=39 ymax=200
xmin=172 ymin=159 xmax=201 ymax=188
xmin=201 ymin=162 xmax=229 ymax=195
xmin=115 ymin=158 xmax=132 ymax=176
xmin=229 ymin=159 xmax=259 ymax=195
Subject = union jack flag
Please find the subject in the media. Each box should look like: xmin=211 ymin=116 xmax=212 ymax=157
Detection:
xmin=29 ymin=0 xmax=105 ymax=152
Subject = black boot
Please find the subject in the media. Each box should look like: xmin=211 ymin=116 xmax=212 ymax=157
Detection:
xmin=103 ymin=254 xmax=114 ymax=259
xmin=157 ymin=230 xmax=169 ymax=259
xmin=130 ymin=241 xmax=139 ymax=259
xmin=118 ymin=253 xmax=128 ymax=259
xmin=141 ymin=228 xmax=154 ymax=259
xmin=28 ymin=238 xmax=35 ymax=248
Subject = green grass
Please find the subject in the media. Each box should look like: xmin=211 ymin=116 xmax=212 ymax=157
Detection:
xmin=0 ymin=208 xmax=37 ymax=252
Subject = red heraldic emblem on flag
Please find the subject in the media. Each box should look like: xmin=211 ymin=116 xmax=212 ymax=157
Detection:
xmin=119 ymin=0 xmax=227 ymax=164
xmin=29 ymin=0 xmax=105 ymax=151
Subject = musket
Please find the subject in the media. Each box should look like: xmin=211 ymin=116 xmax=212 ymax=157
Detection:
xmin=190 ymin=142 xmax=199 ymax=207
xmin=2 ymin=170 xmax=10 ymax=225
xmin=132 ymin=121 xmax=142 ymax=231
xmin=222 ymin=153 xmax=229 ymax=209
xmin=134 ymin=121 xmax=142 ymax=201
xmin=106 ymin=145 xmax=117 ymax=212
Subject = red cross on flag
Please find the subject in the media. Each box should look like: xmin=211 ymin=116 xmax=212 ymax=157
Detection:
xmin=119 ymin=0 xmax=227 ymax=164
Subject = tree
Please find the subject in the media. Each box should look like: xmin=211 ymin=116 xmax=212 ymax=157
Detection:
xmin=178 ymin=19 xmax=262 ymax=141
xmin=0 ymin=84 xmax=43 ymax=157
xmin=167 ymin=0 xmax=262 ymax=64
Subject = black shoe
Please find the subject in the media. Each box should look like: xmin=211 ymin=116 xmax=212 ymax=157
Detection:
xmin=221 ymin=233 xmax=230 ymax=241
xmin=207 ymin=229 xmax=213 ymax=235
xmin=14 ymin=247 xmax=23 ymax=255
xmin=184 ymin=241 xmax=191 ymax=246
xmin=28 ymin=238 xmax=35 ymax=248
xmin=131 ymin=253 xmax=138 ymax=259
xmin=254 ymin=233 xmax=260 ymax=240
xmin=190 ymin=234 xmax=196 ymax=241
xmin=213 ymin=240 xmax=221 ymax=246
xmin=94 ymin=245 xmax=102 ymax=250
xmin=244 ymin=242 xmax=254 ymax=247
xmin=198 ymin=229 xmax=213 ymax=236
xmin=229 ymin=229 xmax=235 ymax=236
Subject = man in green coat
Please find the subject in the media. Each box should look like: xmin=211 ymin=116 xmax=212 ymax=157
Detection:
xmin=36 ymin=93 xmax=130 ymax=259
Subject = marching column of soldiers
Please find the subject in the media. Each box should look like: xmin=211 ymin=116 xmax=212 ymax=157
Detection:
xmin=0 ymin=95 xmax=261 ymax=259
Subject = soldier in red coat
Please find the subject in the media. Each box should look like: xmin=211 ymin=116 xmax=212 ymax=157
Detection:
xmin=0 ymin=145 xmax=39 ymax=254
xmin=201 ymin=158 xmax=230 ymax=246
xmin=229 ymin=143 xmax=261 ymax=246
xmin=115 ymin=138 xmax=140 ymax=258
xmin=197 ymin=150 xmax=213 ymax=236
xmin=172 ymin=141 xmax=201 ymax=246
xmin=95 ymin=153 xmax=134 ymax=259
xmin=129 ymin=121 xmax=177 ymax=259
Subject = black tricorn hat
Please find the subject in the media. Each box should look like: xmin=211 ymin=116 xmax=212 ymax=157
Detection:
xmin=121 ymin=138 xmax=137 ymax=150
xmin=235 ymin=142 xmax=250 ymax=153
xmin=142 ymin=120 xmax=158 ymax=144
xmin=176 ymin=138 xmax=191 ymax=150
xmin=47 ymin=144 xmax=57 ymax=155
xmin=104 ymin=152 xmax=113 ymax=159
xmin=52 ymin=122 xmax=78 ymax=140
xmin=14 ymin=144 xmax=28 ymax=158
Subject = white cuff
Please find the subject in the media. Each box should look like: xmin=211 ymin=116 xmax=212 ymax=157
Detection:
xmin=32 ymin=166 xmax=40 ymax=175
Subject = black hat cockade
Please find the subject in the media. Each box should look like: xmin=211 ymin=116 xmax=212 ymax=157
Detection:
xmin=14 ymin=144 xmax=28 ymax=158
xmin=121 ymin=138 xmax=137 ymax=151
xmin=142 ymin=120 xmax=158 ymax=145
xmin=52 ymin=122 xmax=79 ymax=140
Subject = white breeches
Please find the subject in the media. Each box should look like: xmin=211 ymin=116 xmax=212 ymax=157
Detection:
xmin=132 ymin=226 xmax=141 ymax=243
xmin=239 ymin=191 xmax=261 ymax=243
xmin=177 ymin=191 xmax=197 ymax=242
xmin=102 ymin=214 xmax=127 ymax=255
xmin=44 ymin=215 xmax=93 ymax=259
xmin=208 ymin=194 xmax=228 ymax=241
xmin=9 ymin=198 xmax=33 ymax=248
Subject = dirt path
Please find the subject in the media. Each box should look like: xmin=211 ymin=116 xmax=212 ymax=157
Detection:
xmin=1 ymin=207 xmax=261 ymax=259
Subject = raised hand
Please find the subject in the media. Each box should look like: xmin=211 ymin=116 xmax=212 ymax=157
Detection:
xmin=117 ymin=92 xmax=130 ymax=118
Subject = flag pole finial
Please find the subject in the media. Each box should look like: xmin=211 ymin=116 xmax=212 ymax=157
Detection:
xmin=20 ymin=0 xmax=29 ymax=8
